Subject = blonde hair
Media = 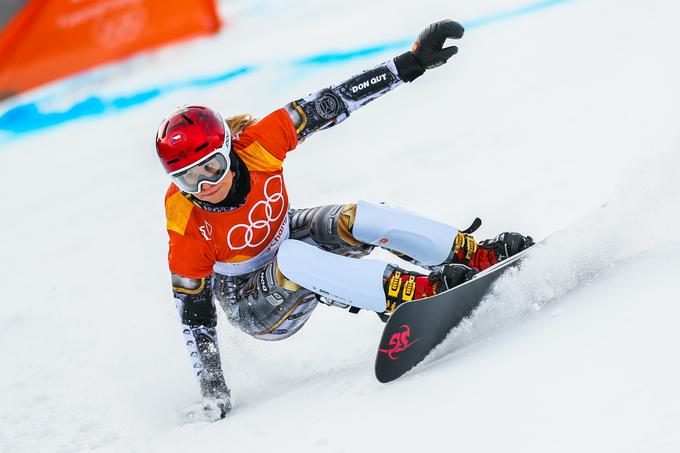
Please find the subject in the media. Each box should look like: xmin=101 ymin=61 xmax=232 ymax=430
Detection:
xmin=225 ymin=114 xmax=258 ymax=135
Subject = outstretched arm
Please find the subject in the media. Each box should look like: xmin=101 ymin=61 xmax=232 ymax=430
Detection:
xmin=284 ymin=20 xmax=464 ymax=141
xmin=172 ymin=274 xmax=231 ymax=419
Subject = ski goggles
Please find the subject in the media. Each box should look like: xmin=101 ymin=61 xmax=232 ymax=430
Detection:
xmin=170 ymin=149 xmax=231 ymax=194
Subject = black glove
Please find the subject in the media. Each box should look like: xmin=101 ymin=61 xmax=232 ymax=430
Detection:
xmin=203 ymin=394 xmax=231 ymax=420
xmin=195 ymin=329 xmax=231 ymax=420
xmin=413 ymin=20 xmax=465 ymax=69
xmin=394 ymin=19 xmax=465 ymax=82
xmin=201 ymin=378 xmax=231 ymax=420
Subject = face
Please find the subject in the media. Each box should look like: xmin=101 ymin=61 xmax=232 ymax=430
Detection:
xmin=192 ymin=170 xmax=234 ymax=204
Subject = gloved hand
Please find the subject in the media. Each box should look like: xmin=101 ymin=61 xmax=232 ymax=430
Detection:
xmin=182 ymin=388 xmax=231 ymax=423
xmin=412 ymin=19 xmax=465 ymax=69
xmin=394 ymin=19 xmax=465 ymax=82
xmin=201 ymin=376 xmax=231 ymax=420
xmin=203 ymin=394 xmax=231 ymax=421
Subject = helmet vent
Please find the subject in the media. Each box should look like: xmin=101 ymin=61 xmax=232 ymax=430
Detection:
xmin=181 ymin=114 xmax=194 ymax=125
xmin=167 ymin=158 xmax=180 ymax=165
xmin=195 ymin=142 xmax=209 ymax=152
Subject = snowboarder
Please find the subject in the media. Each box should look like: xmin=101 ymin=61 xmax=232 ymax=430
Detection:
xmin=155 ymin=20 xmax=532 ymax=419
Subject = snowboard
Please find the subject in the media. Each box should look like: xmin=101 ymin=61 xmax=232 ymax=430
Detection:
xmin=375 ymin=247 xmax=530 ymax=383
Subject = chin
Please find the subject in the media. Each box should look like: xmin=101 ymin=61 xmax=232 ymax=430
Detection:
xmin=204 ymin=194 xmax=226 ymax=203
xmin=197 ymin=186 xmax=228 ymax=203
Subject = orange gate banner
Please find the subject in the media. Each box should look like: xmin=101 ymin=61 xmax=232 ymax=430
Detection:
xmin=0 ymin=0 xmax=221 ymax=100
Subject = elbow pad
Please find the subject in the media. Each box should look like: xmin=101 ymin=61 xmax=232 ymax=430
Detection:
xmin=172 ymin=275 xmax=217 ymax=328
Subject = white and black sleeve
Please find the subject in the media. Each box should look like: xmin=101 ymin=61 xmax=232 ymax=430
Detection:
xmin=284 ymin=55 xmax=424 ymax=140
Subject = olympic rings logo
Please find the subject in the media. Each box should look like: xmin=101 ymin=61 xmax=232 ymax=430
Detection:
xmin=227 ymin=175 xmax=286 ymax=250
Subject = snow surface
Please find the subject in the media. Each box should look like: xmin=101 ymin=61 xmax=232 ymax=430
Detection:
xmin=1 ymin=0 xmax=680 ymax=452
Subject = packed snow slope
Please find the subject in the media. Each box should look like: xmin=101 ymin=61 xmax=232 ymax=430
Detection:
xmin=1 ymin=0 xmax=679 ymax=452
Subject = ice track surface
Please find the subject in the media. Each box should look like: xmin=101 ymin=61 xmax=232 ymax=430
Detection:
xmin=1 ymin=0 xmax=679 ymax=452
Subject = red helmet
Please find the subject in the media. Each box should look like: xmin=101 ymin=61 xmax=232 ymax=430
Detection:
xmin=156 ymin=106 xmax=233 ymax=194
xmin=156 ymin=105 xmax=231 ymax=174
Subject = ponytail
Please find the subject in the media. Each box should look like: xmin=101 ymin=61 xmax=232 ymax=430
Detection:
xmin=225 ymin=114 xmax=258 ymax=135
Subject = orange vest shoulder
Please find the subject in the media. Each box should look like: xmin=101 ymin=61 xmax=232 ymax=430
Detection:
xmin=232 ymin=109 xmax=298 ymax=172
xmin=165 ymin=184 xmax=194 ymax=236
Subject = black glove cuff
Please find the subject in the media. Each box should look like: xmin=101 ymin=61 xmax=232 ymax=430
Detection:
xmin=394 ymin=51 xmax=425 ymax=83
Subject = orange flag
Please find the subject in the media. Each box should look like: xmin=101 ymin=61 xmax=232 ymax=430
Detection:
xmin=0 ymin=0 xmax=221 ymax=100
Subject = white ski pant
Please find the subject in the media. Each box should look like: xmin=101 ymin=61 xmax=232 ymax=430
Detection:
xmin=214 ymin=201 xmax=458 ymax=340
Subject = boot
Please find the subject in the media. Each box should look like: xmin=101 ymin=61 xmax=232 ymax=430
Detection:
xmin=450 ymin=231 xmax=534 ymax=271
xmin=382 ymin=263 xmax=477 ymax=313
